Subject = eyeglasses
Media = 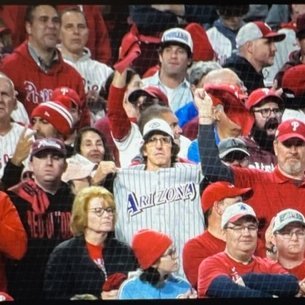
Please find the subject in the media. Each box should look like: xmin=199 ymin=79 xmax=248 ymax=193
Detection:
xmin=161 ymin=247 xmax=177 ymax=259
xmin=275 ymin=229 xmax=305 ymax=239
xmin=253 ymin=108 xmax=282 ymax=118
xmin=88 ymin=207 xmax=115 ymax=217
xmin=226 ymin=224 xmax=258 ymax=233
xmin=146 ymin=136 xmax=172 ymax=146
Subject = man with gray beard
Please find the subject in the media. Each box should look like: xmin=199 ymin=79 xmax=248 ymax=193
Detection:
xmin=195 ymin=87 xmax=305 ymax=251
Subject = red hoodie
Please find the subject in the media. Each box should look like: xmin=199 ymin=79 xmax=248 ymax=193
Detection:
xmin=0 ymin=41 xmax=90 ymax=126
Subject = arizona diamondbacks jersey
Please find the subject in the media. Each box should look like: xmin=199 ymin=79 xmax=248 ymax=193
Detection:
xmin=114 ymin=163 xmax=205 ymax=276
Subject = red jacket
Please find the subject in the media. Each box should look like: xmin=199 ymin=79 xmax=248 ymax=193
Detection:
xmin=0 ymin=41 xmax=90 ymax=126
xmin=0 ymin=191 xmax=27 ymax=292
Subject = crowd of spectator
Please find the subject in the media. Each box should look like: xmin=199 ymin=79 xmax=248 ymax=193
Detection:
xmin=1 ymin=3 xmax=305 ymax=301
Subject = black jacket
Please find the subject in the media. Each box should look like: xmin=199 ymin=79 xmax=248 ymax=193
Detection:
xmin=43 ymin=234 xmax=138 ymax=300
xmin=223 ymin=54 xmax=264 ymax=93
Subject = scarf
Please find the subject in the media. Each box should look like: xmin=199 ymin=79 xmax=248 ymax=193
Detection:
xmin=9 ymin=179 xmax=50 ymax=215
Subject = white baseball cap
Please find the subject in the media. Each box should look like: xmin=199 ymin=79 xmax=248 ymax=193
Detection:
xmin=236 ymin=21 xmax=285 ymax=48
xmin=142 ymin=118 xmax=174 ymax=140
xmin=272 ymin=209 xmax=305 ymax=233
xmin=221 ymin=202 xmax=257 ymax=229
xmin=161 ymin=27 xmax=193 ymax=53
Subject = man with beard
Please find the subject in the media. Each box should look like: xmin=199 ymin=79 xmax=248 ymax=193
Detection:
xmin=223 ymin=21 xmax=285 ymax=93
xmin=195 ymin=86 xmax=305 ymax=248
xmin=243 ymin=87 xmax=284 ymax=171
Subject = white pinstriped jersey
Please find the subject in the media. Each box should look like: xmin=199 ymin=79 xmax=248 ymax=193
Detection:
xmin=11 ymin=100 xmax=30 ymax=125
xmin=0 ymin=123 xmax=25 ymax=178
xmin=60 ymin=47 xmax=113 ymax=93
xmin=114 ymin=163 xmax=205 ymax=276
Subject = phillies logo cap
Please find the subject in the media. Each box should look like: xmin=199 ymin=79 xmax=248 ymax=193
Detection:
xmin=161 ymin=27 xmax=193 ymax=53
xmin=221 ymin=202 xmax=257 ymax=229
xmin=275 ymin=119 xmax=305 ymax=142
xmin=245 ymin=87 xmax=283 ymax=110
xmin=30 ymin=138 xmax=66 ymax=159
xmin=272 ymin=208 xmax=305 ymax=233
xmin=236 ymin=21 xmax=285 ymax=48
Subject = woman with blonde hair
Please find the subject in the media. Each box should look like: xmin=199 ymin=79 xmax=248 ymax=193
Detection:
xmin=43 ymin=186 xmax=137 ymax=300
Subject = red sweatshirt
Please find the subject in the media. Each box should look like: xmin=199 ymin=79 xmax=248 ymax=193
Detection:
xmin=0 ymin=191 xmax=27 ymax=292
xmin=0 ymin=41 xmax=90 ymax=127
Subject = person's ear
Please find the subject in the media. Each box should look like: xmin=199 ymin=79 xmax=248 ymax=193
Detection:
xmin=25 ymin=22 xmax=32 ymax=36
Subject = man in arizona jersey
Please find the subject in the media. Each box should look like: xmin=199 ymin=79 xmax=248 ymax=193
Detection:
xmin=114 ymin=118 xmax=204 ymax=276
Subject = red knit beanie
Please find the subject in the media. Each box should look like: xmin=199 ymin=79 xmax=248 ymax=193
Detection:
xmin=31 ymin=101 xmax=74 ymax=136
xmin=132 ymin=229 xmax=172 ymax=270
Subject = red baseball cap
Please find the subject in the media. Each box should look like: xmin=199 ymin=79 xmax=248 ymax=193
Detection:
xmin=205 ymin=83 xmax=254 ymax=136
xmin=275 ymin=119 xmax=305 ymax=142
xmin=128 ymin=86 xmax=169 ymax=106
xmin=245 ymin=88 xmax=284 ymax=110
xmin=236 ymin=21 xmax=286 ymax=48
xmin=282 ymin=65 xmax=305 ymax=97
xmin=51 ymin=87 xmax=83 ymax=109
xmin=201 ymin=181 xmax=253 ymax=212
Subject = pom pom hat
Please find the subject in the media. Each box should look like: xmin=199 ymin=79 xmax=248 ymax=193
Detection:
xmin=132 ymin=229 xmax=172 ymax=270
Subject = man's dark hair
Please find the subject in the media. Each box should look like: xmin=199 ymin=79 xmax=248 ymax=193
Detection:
xmin=216 ymin=5 xmax=249 ymax=17
xmin=25 ymin=5 xmax=57 ymax=24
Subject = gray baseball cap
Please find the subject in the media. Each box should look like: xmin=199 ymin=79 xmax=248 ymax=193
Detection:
xmin=218 ymin=137 xmax=249 ymax=159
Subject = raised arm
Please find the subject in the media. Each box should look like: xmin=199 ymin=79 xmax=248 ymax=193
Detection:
xmin=194 ymin=88 xmax=234 ymax=183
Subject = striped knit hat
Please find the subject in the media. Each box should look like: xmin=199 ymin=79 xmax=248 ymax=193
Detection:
xmin=31 ymin=101 xmax=74 ymax=136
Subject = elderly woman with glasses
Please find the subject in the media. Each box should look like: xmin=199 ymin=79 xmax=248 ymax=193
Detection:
xmin=43 ymin=186 xmax=138 ymax=300
xmin=118 ymin=229 xmax=197 ymax=299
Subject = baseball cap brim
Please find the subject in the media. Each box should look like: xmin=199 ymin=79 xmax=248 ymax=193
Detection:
xmin=264 ymin=32 xmax=286 ymax=42
xmin=274 ymin=220 xmax=305 ymax=233
xmin=219 ymin=147 xmax=250 ymax=159
xmin=128 ymin=89 xmax=152 ymax=104
xmin=229 ymin=213 xmax=257 ymax=224
xmin=160 ymin=41 xmax=192 ymax=53
xmin=277 ymin=133 xmax=305 ymax=143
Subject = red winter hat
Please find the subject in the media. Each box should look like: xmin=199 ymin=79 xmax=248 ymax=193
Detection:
xmin=201 ymin=181 xmax=253 ymax=212
xmin=282 ymin=64 xmax=305 ymax=97
xmin=0 ymin=291 xmax=14 ymax=301
xmin=102 ymin=273 xmax=127 ymax=292
xmin=132 ymin=229 xmax=172 ymax=270
xmin=245 ymin=88 xmax=284 ymax=110
xmin=31 ymin=101 xmax=74 ymax=136
xmin=128 ymin=86 xmax=168 ymax=106
xmin=51 ymin=86 xmax=83 ymax=109
xmin=185 ymin=23 xmax=215 ymax=61
xmin=275 ymin=119 xmax=305 ymax=142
